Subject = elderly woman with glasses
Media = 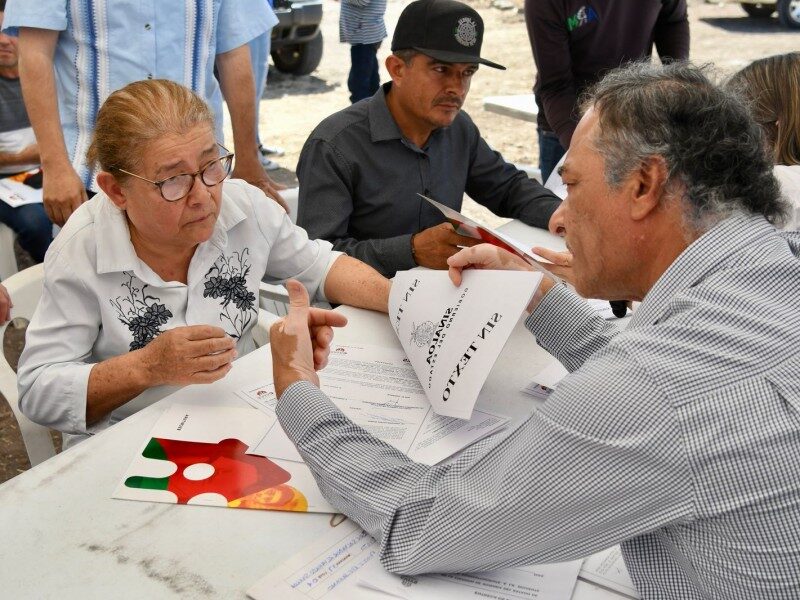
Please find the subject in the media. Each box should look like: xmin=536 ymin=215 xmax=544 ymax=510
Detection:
xmin=17 ymin=79 xmax=391 ymax=448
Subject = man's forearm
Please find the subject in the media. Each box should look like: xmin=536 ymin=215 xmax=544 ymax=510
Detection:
xmin=331 ymin=235 xmax=416 ymax=279
xmin=525 ymin=283 xmax=620 ymax=373
xmin=277 ymin=375 xmax=689 ymax=575
xmin=655 ymin=19 xmax=690 ymax=63
xmin=216 ymin=44 xmax=259 ymax=168
xmin=0 ymin=145 xmax=40 ymax=168
xmin=18 ymin=28 xmax=72 ymax=171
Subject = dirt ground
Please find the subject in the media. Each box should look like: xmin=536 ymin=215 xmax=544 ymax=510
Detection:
xmin=1 ymin=0 xmax=798 ymax=485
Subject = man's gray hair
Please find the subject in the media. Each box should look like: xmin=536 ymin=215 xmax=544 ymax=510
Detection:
xmin=582 ymin=62 xmax=787 ymax=230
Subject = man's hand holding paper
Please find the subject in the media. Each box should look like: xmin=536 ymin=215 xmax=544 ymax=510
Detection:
xmin=411 ymin=222 xmax=481 ymax=269
xmin=447 ymin=244 xmax=558 ymax=313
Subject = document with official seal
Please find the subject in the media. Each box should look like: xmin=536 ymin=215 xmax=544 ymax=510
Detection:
xmin=390 ymin=269 xmax=543 ymax=419
xmin=240 ymin=344 xmax=510 ymax=466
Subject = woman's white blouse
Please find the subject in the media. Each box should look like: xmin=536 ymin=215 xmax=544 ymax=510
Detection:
xmin=17 ymin=179 xmax=339 ymax=442
xmin=775 ymin=164 xmax=800 ymax=231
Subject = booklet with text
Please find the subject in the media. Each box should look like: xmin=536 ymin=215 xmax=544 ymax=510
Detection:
xmin=113 ymin=404 xmax=337 ymax=513
xmin=419 ymin=194 xmax=547 ymax=265
xmin=390 ymin=269 xmax=542 ymax=420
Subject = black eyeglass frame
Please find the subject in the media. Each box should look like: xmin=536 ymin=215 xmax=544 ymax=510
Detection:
xmin=113 ymin=142 xmax=234 ymax=202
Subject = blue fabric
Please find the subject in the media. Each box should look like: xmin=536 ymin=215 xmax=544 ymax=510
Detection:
xmin=249 ymin=27 xmax=274 ymax=147
xmin=0 ymin=177 xmax=52 ymax=263
xmin=2 ymin=0 xmax=274 ymax=189
xmin=348 ymin=43 xmax=380 ymax=104
xmin=537 ymin=127 xmax=566 ymax=183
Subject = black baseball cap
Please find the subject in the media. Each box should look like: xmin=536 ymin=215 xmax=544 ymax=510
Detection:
xmin=391 ymin=0 xmax=505 ymax=70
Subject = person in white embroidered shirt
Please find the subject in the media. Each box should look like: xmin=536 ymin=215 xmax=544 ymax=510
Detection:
xmin=269 ymin=63 xmax=799 ymax=599
xmin=17 ymin=79 xmax=391 ymax=449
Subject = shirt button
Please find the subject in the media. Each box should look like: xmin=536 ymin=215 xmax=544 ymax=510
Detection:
xmin=144 ymin=23 xmax=152 ymax=30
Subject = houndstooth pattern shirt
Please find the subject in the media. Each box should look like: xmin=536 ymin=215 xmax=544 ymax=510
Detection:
xmin=277 ymin=213 xmax=800 ymax=600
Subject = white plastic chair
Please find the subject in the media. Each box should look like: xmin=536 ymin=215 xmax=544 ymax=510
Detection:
xmin=259 ymin=186 xmax=297 ymax=315
xmin=252 ymin=308 xmax=280 ymax=348
xmin=0 ymin=221 xmax=18 ymax=280
xmin=0 ymin=263 xmax=57 ymax=467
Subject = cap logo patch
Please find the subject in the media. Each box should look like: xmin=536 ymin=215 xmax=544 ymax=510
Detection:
xmin=454 ymin=17 xmax=478 ymax=47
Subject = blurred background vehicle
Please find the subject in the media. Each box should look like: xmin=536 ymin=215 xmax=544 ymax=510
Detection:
xmin=271 ymin=0 xmax=325 ymax=75
xmin=710 ymin=0 xmax=800 ymax=28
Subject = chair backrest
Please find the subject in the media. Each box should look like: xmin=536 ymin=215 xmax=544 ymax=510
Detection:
xmin=252 ymin=308 xmax=280 ymax=349
xmin=0 ymin=222 xmax=19 ymax=280
xmin=0 ymin=263 xmax=56 ymax=467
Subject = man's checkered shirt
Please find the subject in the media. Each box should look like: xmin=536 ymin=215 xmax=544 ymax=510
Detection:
xmin=277 ymin=213 xmax=800 ymax=599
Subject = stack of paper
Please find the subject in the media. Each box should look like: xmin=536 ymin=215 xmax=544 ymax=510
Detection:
xmin=247 ymin=520 xmax=583 ymax=600
xmin=240 ymin=344 xmax=510 ymax=467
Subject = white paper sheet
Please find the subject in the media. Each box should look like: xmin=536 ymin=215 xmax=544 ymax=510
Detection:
xmin=0 ymin=177 xmax=43 ymax=207
xmin=521 ymin=382 xmax=554 ymax=402
xmin=391 ymin=270 xmax=541 ymax=420
xmin=579 ymin=547 xmax=639 ymax=598
xmin=359 ymin=556 xmax=582 ymax=600
xmin=527 ymin=361 xmax=568 ymax=391
xmin=247 ymin=521 xmax=389 ymax=600
xmin=244 ymin=345 xmax=509 ymax=466
xmin=543 ymin=153 xmax=568 ymax=200
xmin=248 ymin=521 xmax=583 ymax=600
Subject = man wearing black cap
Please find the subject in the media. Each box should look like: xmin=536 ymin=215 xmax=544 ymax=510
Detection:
xmin=296 ymin=0 xmax=561 ymax=278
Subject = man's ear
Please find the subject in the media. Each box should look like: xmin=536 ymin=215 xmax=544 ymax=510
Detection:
xmin=385 ymin=54 xmax=406 ymax=86
xmin=96 ymin=171 xmax=128 ymax=210
xmin=629 ymin=156 xmax=668 ymax=221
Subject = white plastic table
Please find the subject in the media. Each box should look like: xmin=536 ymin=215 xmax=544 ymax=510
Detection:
xmin=483 ymin=94 xmax=538 ymax=123
xmin=0 ymin=303 xmax=626 ymax=599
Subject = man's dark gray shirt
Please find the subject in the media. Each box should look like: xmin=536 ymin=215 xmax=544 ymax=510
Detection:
xmin=296 ymin=83 xmax=561 ymax=277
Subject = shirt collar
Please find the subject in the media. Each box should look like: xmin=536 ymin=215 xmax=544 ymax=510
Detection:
xmin=630 ymin=212 xmax=776 ymax=328
xmin=94 ymin=186 xmax=248 ymax=278
xmin=367 ymin=82 xmax=447 ymax=153
xmin=368 ymin=83 xmax=404 ymax=143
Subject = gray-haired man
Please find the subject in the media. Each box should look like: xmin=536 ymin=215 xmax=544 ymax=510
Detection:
xmin=271 ymin=62 xmax=800 ymax=599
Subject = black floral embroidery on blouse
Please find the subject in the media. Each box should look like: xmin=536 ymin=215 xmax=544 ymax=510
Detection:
xmin=110 ymin=272 xmax=173 ymax=351
xmin=203 ymin=249 xmax=256 ymax=339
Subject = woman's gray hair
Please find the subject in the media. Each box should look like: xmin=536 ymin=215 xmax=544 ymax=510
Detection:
xmin=581 ymin=62 xmax=787 ymax=230
xmin=87 ymin=79 xmax=215 ymax=178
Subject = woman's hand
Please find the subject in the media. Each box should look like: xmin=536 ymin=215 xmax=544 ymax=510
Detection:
xmin=271 ymin=280 xmax=348 ymax=397
xmin=446 ymin=243 xmax=534 ymax=286
xmin=139 ymin=325 xmax=237 ymax=386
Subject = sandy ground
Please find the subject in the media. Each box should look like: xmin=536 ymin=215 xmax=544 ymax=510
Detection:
xmin=2 ymin=0 xmax=798 ymax=483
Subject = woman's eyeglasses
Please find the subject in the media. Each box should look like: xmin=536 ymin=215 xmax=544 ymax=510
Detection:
xmin=114 ymin=143 xmax=234 ymax=202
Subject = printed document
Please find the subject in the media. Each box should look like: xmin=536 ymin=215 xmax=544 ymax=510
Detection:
xmin=579 ymin=547 xmax=639 ymax=598
xmin=0 ymin=177 xmax=42 ymax=208
xmin=242 ymin=344 xmax=509 ymax=465
xmin=359 ymin=556 xmax=582 ymax=600
xmin=247 ymin=521 xmax=386 ymax=600
xmin=391 ymin=269 xmax=541 ymax=419
xmin=113 ymin=404 xmax=337 ymax=513
xmin=248 ymin=520 xmax=582 ymax=600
